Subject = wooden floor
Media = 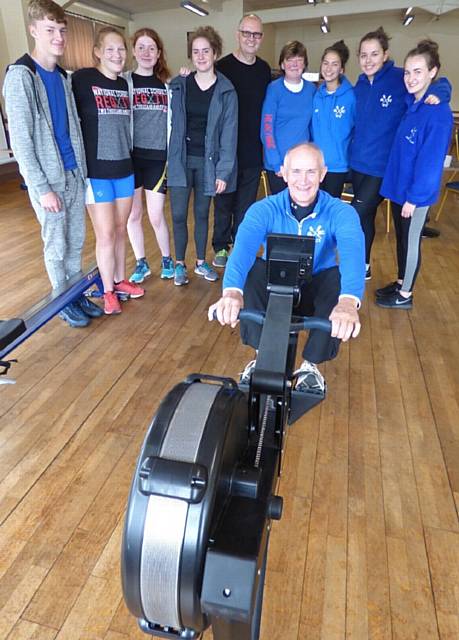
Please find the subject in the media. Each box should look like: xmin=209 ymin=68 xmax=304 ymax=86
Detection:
xmin=0 ymin=177 xmax=458 ymax=640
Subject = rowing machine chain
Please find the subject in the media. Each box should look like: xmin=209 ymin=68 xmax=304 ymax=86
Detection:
xmin=254 ymin=394 xmax=272 ymax=468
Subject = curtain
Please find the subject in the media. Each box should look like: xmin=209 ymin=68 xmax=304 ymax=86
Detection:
xmin=61 ymin=14 xmax=95 ymax=70
xmin=61 ymin=15 xmax=127 ymax=72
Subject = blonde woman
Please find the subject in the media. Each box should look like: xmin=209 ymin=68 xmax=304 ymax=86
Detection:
xmin=72 ymin=27 xmax=144 ymax=315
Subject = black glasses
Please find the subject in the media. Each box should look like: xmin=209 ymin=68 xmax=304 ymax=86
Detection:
xmin=239 ymin=30 xmax=263 ymax=40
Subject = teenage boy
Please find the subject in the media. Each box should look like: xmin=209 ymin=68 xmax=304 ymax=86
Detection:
xmin=3 ymin=0 xmax=102 ymax=327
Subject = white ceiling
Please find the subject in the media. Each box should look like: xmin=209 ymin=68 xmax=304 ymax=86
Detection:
xmin=68 ymin=0 xmax=459 ymax=20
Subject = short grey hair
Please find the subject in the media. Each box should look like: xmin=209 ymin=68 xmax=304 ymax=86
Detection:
xmin=283 ymin=142 xmax=325 ymax=169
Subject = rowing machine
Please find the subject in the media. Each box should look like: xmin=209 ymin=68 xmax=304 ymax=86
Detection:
xmin=122 ymin=235 xmax=330 ymax=639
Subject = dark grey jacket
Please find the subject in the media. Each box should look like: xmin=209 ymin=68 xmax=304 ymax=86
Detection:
xmin=2 ymin=54 xmax=87 ymax=198
xmin=167 ymin=71 xmax=238 ymax=195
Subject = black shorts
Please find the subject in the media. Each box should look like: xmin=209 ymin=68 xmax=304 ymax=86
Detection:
xmin=133 ymin=156 xmax=167 ymax=193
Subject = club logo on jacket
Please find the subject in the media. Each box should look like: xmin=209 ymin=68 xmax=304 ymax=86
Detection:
xmin=380 ymin=94 xmax=392 ymax=108
xmin=333 ymin=105 xmax=346 ymax=118
xmin=405 ymin=127 xmax=417 ymax=145
xmin=306 ymin=225 xmax=325 ymax=242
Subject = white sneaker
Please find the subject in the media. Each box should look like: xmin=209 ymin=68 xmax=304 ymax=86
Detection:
xmin=239 ymin=359 xmax=256 ymax=385
xmin=294 ymin=360 xmax=325 ymax=393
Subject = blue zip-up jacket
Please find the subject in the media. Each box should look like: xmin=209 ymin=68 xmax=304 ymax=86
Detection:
xmin=381 ymin=94 xmax=453 ymax=207
xmin=223 ymin=188 xmax=365 ymax=301
xmin=261 ymin=77 xmax=316 ymax=172
xmin=350 ymin=60 xmax=451 ymax=178
xmin=311 ymin=76 xmax=355 ymax=173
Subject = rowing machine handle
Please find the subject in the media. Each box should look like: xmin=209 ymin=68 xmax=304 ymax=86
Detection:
xmin=212 ymin=309 xmax=332 ymax=334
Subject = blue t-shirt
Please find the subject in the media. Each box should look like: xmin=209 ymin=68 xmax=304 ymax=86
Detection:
xmin=35 ymin=62 xmax=77 ymax=170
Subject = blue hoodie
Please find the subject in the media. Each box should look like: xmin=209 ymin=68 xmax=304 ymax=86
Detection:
xmin=380 ymin=94 xmax=453 ymax=207
xmin=311 ymin=76 xmax=355 ymax=173
xmin=223 ymin=188 xmax=365 ymax=301
xmin=261 ymin=77 xmax=316 ymax=172
xmin=350 ymin=60 xmax=451 ymax=178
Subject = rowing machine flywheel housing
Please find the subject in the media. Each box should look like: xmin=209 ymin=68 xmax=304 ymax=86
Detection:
xmin=121 ymin=373 xmax=250 ymax=638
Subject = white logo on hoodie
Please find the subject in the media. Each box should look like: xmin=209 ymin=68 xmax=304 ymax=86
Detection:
xmin=306 ymin=225 xmax=325 ymax=243
xmin=380 ymin=94 xmax=392 ymax=108
xmin=334 ymin=105 xmax=346 ymax=118
xmin=405 ymin=127 xmax=417 ymax=145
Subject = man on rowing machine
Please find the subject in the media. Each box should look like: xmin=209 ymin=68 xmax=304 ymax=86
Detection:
xmin=208 ymin=142 xmax=365 ymax=392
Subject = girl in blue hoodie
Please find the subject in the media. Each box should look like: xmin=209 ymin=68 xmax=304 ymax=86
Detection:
xmin=349 ymin=27 xmax=450 ymax=280
xmin=376 ymin=40 xmax=453 ymax=310
xmin=261 ymin=40 xmax=316 ymax=195
xmin=312 ymin=40 xmax=355 ymax=198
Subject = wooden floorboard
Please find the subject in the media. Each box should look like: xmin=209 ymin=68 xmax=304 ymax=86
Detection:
xmin=0 ymin=177 xmax=458 ymax=639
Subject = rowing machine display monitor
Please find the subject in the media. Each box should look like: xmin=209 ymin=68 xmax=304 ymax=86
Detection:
xmin=267 ymin=233 xmax=314 ymax=302
xmin=122 ymin=234 xmax=328 ymax=640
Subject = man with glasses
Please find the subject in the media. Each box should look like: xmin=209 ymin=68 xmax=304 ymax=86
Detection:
xmin=211 ymin=14 xmax=271 ymax=269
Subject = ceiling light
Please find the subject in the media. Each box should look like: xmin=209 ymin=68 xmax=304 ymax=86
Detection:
xmin=307 ymin=0 xmax=316 ymax=5
xmin=403 ymin=14 xmax=415 ymax=25
xmin=405 ymin=6 xmax=413 ymax=14
xmin=180 ymin=1 xmax=209 ymax=16
xmin=320 ymin=18 xmax=330 ymax=33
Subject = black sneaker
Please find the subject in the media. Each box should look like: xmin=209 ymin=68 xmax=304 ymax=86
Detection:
xmin=421 ymin=226 xmax=440 ymax=239
xmin=58 ymin=303 xmax=91 ymax=328
xmin=77 ymin=295 xmax=104 ymax=318
xmin=365 ymin=265 xmax=372 ymax=280
xmin=375 ymin=281 xmax=401 ymax=298
xmin=375 ymin=292 xmax=413 ymax=310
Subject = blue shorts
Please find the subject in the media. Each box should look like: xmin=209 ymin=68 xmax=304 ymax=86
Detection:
xmin=85 ymin=175 xmax=135 ymax=204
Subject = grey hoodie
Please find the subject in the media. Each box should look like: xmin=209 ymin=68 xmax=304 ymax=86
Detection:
xmin=2 ymin=54 xmax=87 ymax=198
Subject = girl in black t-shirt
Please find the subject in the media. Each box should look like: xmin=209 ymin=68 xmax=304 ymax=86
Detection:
xmin=72 ymin=27 xmax=144 ymax=315
xmin=124 ymin=28 xmax=174 ymax=285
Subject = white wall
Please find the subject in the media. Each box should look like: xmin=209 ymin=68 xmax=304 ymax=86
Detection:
xmin=130 ymin=0 xmax=244 ymax=75
xmin=258 ymin=22 xmax=276 ymax=69
xmin=273 ymin=11 xmax=459 ymax=109
xmin=0 ymin=0 xmax=29 ymax=94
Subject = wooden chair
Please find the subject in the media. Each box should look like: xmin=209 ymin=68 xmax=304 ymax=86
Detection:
xmin=261 ymin=170 xmax=269 ymax=198
xmin=435 ymin=171 xmax=459 ymax=221
xmin=452 ymin=126 xmax=458 ymax=160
